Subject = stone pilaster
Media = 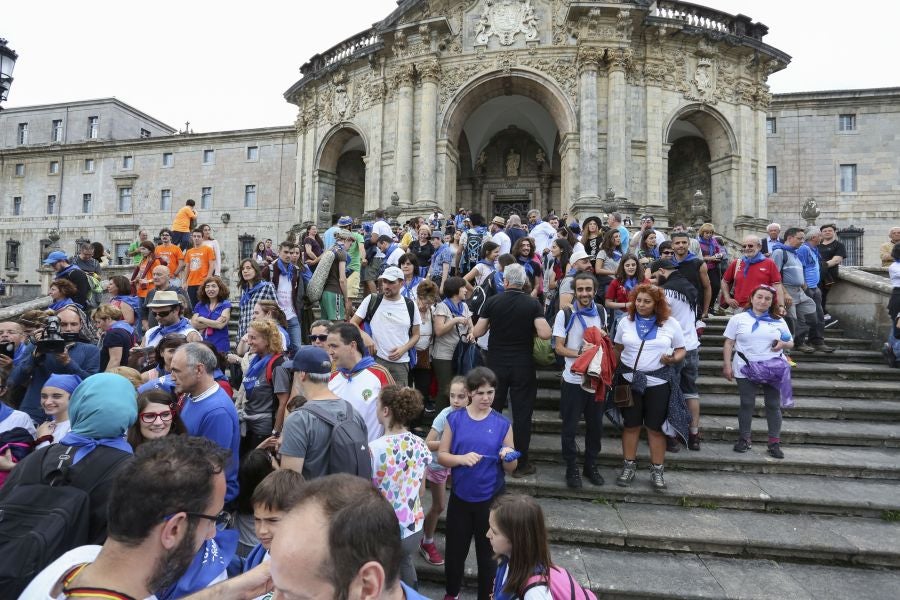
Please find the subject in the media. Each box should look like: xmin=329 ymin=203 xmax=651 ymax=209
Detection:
xmin=364 ymin=77 xmax=387 ymax=212
xmin=606 ymin=47 xmax=633 ymax=205
xmin=418 ymin=59 xmax=441 ymax=208
xmin=393 ymin=64 xmax=416 ymax=206
xmin=574 ymin=46 xmax=603 ymax=212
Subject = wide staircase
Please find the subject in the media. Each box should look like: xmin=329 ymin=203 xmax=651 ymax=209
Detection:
xmin=416 ymin=316 xmax=900 ymax=599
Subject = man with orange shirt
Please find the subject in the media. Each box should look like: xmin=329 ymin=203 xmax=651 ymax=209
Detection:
xmin=171 ymin=199 xmax=197 ymax=251
xmin=156 ymin=229 xmax=186 ymax=286
xmin=184 ymin=229 xmax=215 ymax=306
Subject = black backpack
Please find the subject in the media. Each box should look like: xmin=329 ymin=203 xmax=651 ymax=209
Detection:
xmin=301 ymin=400 xmax=373 ymax=479
xmin=0 ymin=444 xmax=126 ymax=597
xmin=459 ymin=228 xmax=484 ymax=275
xmin=468 ymin=269 xmax=498 ymax=325
xmin=363 ymin=293 xmax=416 ymax=336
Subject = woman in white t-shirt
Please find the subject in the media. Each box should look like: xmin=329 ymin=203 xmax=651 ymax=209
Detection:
xmin=432 ymin=277 xmax=473 ymax=413
xmin=722 ymin=284 xmax=793 ymax=459
xmin=411 ymin=280 xmax=439 ymax=410
xmin=34 ymin=374 xmax=81 ymax=449
xmin=462 ymin=241 xmax=500 ymax=291
xmin=613 ymin=284 xmax=685 ymax=490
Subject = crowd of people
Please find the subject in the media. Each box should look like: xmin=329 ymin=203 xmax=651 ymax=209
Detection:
xmin=1 ymin=195 xmax=898 ymax=600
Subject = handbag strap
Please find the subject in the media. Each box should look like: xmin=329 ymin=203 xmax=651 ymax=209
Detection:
xmin=632 ymin=338 xmax=647 ymax=372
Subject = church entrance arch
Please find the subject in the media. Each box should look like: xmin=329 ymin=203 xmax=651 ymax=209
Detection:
xmin=316 ymin=125 xmax=367 ymax=221
xmin=440 ymin=69 xmax=576 ymax=220
xmin=665 ymin=105 xmax=738 ymax=231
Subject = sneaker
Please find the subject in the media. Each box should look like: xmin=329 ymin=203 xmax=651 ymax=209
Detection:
xmin=688 ymin=433 xmax=701 ymax=451
xmin=512 ymin=462 xmax=537 ymax=478
xmin=616 ymin=460 xmax=637 ymax=487
xmin=882 ymin=344 xmax=898 ymax=368
xmin=666 ymin=436 xmax=681 ymax=453
xmin=649 ymin=464 xmax=667 ymax=490
xmin=420 ymin=541 xmax=445 ymax=566
xmin=767 ymin=443 xmax=785 ymax=459
xmin=813 ymin=342 xmax=835 ymax=354
xmin=823 ymin=317 xmax=839 ymax=329
xmin=733 ymin=438 xmax=752 ymax=453
xmin=583 ymin=464 xmax=605 ymax=486
xmin=565 ymin=465 xmax=583 ymax=489
xmin=796 ymin=343 xmax=816 ymax=354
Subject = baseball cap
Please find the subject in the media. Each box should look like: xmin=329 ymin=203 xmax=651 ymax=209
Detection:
xmin=570 ymin=250 xmax=590 ymax=264
xmin=292 ymin=346 xmax=333 ymax=374
xmin=337 ymin=216 xmax=353 ymax=226
xmin=42 ymin=251 xmax=68 ymax=266
xmin=430 ymin=231 xmax=444 ymax=239
xmin=379 ymin=266 xmax=404 ymax=282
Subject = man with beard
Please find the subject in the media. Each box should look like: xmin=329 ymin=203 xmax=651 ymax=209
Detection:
xmin=669 ymin=231 xmax=712 ymax=320
xmin=22 ymin=436 xmax=234 ymax=599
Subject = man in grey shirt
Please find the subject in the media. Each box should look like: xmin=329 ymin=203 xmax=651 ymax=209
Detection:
xmin=279 ymin=346 xmax=368 ymax=480
xmin=770 ymin=227 xmax=817 ymax=352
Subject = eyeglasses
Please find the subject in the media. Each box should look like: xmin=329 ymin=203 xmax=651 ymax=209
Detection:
xmin=140 ymin=410 xmax=174 ymax=424
xmin=310 ymin=334 xmax=328 ymax=342
xmin=152 ymin=308 xmax=176 ymax=318
xmin=165 ymin=510 xmax=232 ymax=531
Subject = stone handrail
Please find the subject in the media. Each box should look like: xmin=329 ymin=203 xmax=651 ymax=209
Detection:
xmin=0 ymin=296 xmax=51 ymax=321
xmin=650 ymin=0 xmax=764 ymax=40
xmin=300 ymin=28 xmax=382 ymax=78
xmin=828 ymin=267 xmax=893 ymax=343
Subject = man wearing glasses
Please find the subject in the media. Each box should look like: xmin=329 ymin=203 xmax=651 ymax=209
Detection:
xmin=721 ymin=236 xmax=786 ymax=314
xmin=142 ymin=291 xmax=201 ymax=348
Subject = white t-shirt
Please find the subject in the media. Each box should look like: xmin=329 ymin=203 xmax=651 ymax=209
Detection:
xmin=372 ymin=220 xmax=393 ymax=239
xmin=415 ymin=307 xmax=433 ymax=351
xmin=36 ymin=419 xmax=71 ymax=449
xmin=276 ymin=274 xmax=297 ymax=320
xmin=552 ymin=309 xmax=606 ymax=384
xmin=723 ymin=311 xmax=792 ymax=378
xmin=493 ymin=230 xmax=512 ymax=256
xmin=614 ymin=318 xmax=685 ymax=387
xmin=355 ymin=295 xmax=422 ymax=363
xmin=471 ymin=263 xmax=494 ymax=286
xmin=329 ymin=367 xmax=393 ymax=441
xmin=663 ymin=288 xmax=700 ymax=351
xmin=531 ymin=222 xmax=558 ymax=255
xmin=889 ymin=261 xmax=900 ymax=287
xmin=386 ymin=247 xmax=406 ymax=267
xmin=22 ymin=545 xmax=158 ymax=600
xmin=0 ymin=409 xmax=36 ymax=436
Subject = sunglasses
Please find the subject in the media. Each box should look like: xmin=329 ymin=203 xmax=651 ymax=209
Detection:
xmin=309 ymin=334 xmax=328 ymax=342
xmin=742 ymin=245 xmax=759 ymax=250
xmin=152 ymin=308 xmax=176 ymax=318
xmin=140 ymin=410 xmax=174 ymax=424
xmin=661 ymin=250 xmax=675 ymax=256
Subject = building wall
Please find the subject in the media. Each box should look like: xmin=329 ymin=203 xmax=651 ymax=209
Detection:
xmin=765 ymin=88 xmax=900 ymax=265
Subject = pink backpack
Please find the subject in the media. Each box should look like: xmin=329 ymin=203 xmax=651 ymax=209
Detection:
xmin=521 ymin=565 xmax=597 ymax=600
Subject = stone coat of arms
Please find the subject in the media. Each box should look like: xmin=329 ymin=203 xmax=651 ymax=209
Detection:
xmin=475 ymin=0 xmax=539 ymax=46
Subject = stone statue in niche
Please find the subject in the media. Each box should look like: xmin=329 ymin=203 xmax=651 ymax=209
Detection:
xmin=475 ymin=151 xmax=488 ymax=173
xmin=535 ymin=147 xmax=546 ymax=172
xmin=475 ymin=0 xmax=539 ymax=46
xmin=506 ymin=149 xmax=520 ymax=177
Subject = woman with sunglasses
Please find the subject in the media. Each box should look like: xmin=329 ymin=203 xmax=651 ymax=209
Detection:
xmin=127 ymin=389 xmax=187 ymax=450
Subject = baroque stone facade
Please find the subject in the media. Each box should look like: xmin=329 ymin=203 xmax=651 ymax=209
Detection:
xmin=284 ymin=0 xmax=788 ymax=239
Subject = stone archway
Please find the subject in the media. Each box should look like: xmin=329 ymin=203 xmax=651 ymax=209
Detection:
xmin=315 ymin=125 xmax=368 ymax=221
xmin=439 ymin=68 xmax=577 ymax=218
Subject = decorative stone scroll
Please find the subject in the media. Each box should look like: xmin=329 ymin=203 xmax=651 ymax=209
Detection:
xmin=475 ymin=0 xmax=539 ymax=46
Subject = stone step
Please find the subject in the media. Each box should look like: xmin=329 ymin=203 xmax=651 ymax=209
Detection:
xmin=698 ymin=345 xmax=885 ymax=365
xmin=529 ymin=410 xmax=900 ymax=447
xmin=701 ymin=322 xmax=846 ymax=336
xmin=695 ymin=360 xmax=900 ymax=381
xmin=499 ymin=463 xmax=900 ymax=518
xmin=678 ymin=393 xmax=900 ymax=423
xmin=701 ymin=334 xmax=874 ymax=349
xmin=524 ymin=434 xmax=900 ymax=479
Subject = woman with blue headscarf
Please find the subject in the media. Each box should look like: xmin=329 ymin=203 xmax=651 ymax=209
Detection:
xmin=34 ymin=374 xmax=81 ymax=449
xmin=0 ymin=373 xmax=137 ymax=543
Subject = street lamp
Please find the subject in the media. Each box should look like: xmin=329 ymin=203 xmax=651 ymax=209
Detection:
xmin=0 ymin=38 xmax=18 ymax=106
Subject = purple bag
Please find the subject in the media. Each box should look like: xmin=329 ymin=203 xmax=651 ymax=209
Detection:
xmin=739 ymin=354 xmax=794 ymax=408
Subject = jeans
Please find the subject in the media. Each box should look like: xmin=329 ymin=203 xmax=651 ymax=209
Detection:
xmin=489 ymin=362 xmax=537 ymax=465
xmin=559 ymin=380 xmax=602 ymax=468
xmin=171 ymin=230 xmax=191 ymax=251
xmin=736 ymin=377 xmax=782 ymax=441
xmin=805 ymin=287 xmax=826 ymax=344
xmin=784 ymin=284 xmax=815 ymax=344
xmin=444 ymin=494 xmax=496 ymax=600
xmin=285 ymin=316 xmax=302 ymax=356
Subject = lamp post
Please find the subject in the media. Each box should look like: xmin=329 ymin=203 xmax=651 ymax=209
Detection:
xmin=0 ymin=38 xmax=18 ymax=108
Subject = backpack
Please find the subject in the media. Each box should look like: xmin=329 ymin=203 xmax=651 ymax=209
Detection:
xmin=300 ymin=400 xmax=373 ymax=479
xmin=0 ymin=444 xmax=127 ymax=597
xmin=363 ymin=293 xmax=416 ymax=336
xmin=521 ymin=565 xmax=598 ymax=600
xmin=467 ymin=269 xmax=498 ymax=325
xmin=0 ymin=427 xmax=35 ymax=487
xmin=459 ymin=228 xmax=484 ymax=275
xmin=307 ymin=250 xmax=336 ymax=303
xmin=86 ymin=272 xmax=104 ymax=308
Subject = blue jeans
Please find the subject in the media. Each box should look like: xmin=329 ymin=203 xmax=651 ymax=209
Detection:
xmin=285 ymin=316 xmax=302 ymax=356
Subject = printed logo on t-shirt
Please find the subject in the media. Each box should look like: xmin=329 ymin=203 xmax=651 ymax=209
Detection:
xmin=362 ymin=388 xmax=373 ymax=401
xmin=190 ymin=255 xmax=201 ymax=271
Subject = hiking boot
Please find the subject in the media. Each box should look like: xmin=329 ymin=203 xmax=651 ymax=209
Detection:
xmin=797 ymin=343 xmax=816 ymax=354
xmin=583 ymin=464 xmax=604 ymax=486
xmin=512 ymin=462 xmax=536 ymax=478
xmin=813 ymin=342 xmax=835 ymax=354
xmin=733 ymin=438 xmax=752 ymax=453
xmin=419 ymin=540 xmax=445 ymax=566
xmin=883 ymin=344 xmax=898 ymax=368
xmin=616 ymin=460 xmax=636 ymax=487
xmin=666 ymin=436 xmax=681 ymax=453
xmin=688 ymin=432 xmax=701 ymax=451
xmin=565 ymin=466 xmax=583 ymax=489
xmin=649 ymin=464 xmax=667 ymax=490
xmin=767 ymin=443 xmax=785 ymax=459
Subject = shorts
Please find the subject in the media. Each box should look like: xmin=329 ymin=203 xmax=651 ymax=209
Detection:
xmin=362 ymin=257 xmax=383 ymax=282
xmin=676 ymin=348 xmax=700 ymax=399
xmin=425 ymin=465 xmax=450 ymax=485
xmin=620 ymin=382 xmax=670 ymax=431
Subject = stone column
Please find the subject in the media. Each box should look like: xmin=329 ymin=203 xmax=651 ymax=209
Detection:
xmin=364 ymin=77 xmax=387 ymax=212
xmin=576 ymin=46 xmax=602 ymax=208
xmin=606 ymin=48 xmax=633 ymax=205
xmin=418 ymin=59 xmax=441 ymax=208
xmin=644 ymin=83 xmax=664 ymax=208
xmin=393 ymin=64 xmax=416 ymax=206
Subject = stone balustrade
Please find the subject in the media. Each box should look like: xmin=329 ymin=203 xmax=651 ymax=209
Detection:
xmin=300 ymin=29 xmax=383 ymax=78
xmin=650 ymin=0 xmax=764 ymax=40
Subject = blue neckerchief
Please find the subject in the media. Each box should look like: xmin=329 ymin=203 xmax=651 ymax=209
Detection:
xmin=516 ymin=256 xmax=535 ymax=277
xmin=675 ymin=251 xmax=698 ymax=264
xmin=529 ymin=218 xmax=542 ymax=231
xmin=384 ymin=243 xmax=398 ymax=259
xmin=748 ymin=309 xmax=779 ymax=332
xmin=337 ymin=355 xmax=376 ymax=381
xmin=643 ymin=247 xmax=660 ymax=260
xmin=773 ymin=242 xmax=797 ymax=255
xmin=493 ymin=270 xmax=505 ymax=292
xmin=0 ymin=402 xmax=13 ymax=423
xmin=148 ymin=317 xmax=191 ymax=345
xmin=477 ymin=259 xmax=494 ymax=269
xmin=276 ymin=258 xmax=294 ymax=281
xmin=243 ymin=543 xmax=268 ymax=573
xmin=401 ymin=276 xmax=421 ymax=299
xmin=624 ymin=276 xmax=638 ymax=291
xmin=240 ymin=281 xmax=268 ymax=308
xmin=566 ymin=267 xmax=578 ymax=277
xmin=613 ymin=249 xmax=623 ymax=261
xmin=698 ymin=236 xmax=720 ymax=255
xmin=49 ymin=298 xmax=74 ymax=311
xmin=742 ymin=252 xmax=766 ymax=276
xmin=108 ymin=320 xmax=134 ymax=336
xmin=113 ymin=294 xmax=142 ymax=315
xmin=55 ymin=265 xmax=76 ymax=279
xmin=13 ymin=342 xmax=30 ymax=362
xmin=58 ymin=431 xmax=133 ymax=465
xmin=443 ymin=298 xmax=465 ymax=317
xmin=565 ymin=302 xmax=600 ymax=334
xmin=242 ymin=353 xmax=272 ymax=395
xmin=635 ymin=315 xmax=658 ymax=340
xmin=157 ymin=529 xmax=238 ymax=600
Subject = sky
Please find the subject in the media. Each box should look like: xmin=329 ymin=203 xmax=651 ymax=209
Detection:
xmin=3 ymin=1 xmax=898 ymax=132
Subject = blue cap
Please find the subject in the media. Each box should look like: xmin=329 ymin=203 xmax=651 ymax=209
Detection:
xmin=292 ymin=345 xmax=332 ymax=374
xmin=337 ymin=215 xmax=353 ymax=226
xmin=43 ymin=251 xmax=68 ymax=265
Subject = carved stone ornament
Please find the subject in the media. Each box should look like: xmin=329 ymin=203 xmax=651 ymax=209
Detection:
xmin=332 ymin=70 xmax=350 ymax=122
xmin=475 ymin=0 xmax=539 ymax=46
xmin=419 ymin=58 xmax=442 ymax=84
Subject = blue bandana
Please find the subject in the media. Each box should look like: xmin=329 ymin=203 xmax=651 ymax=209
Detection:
xmin=565 ymin=302 xmax=600 ymax=334
xmin=242 ymin=353 xmax=273 ymax=395
xmin=748 ymin=309 xmax=779 ymax=332
xmin=148 ymin=317 xmax=191 ymax=346
xmin=635 ymin=315 xmax=658 ymax=340
xmin=276 ymin=258 xmax=294 ymax=281
xmin=108 ymin=320 xmax=135 ymax=336
xmin=401 ymin=276 xmax=421 ymax=300
xmin=624 ymin=276 xmax=639 ymax=291
xmin=337 ymin=355 xmax=376 ymax=381
xmin=443 ymin=298 xmax=465 ymax=317
xmin=49 ymin=298 xmax=75 ymax=312
xmin=741 ymin=252 xmax=766 ymax=276
xmin=240 ymin=281 xmax=268 ymax=308
xmin=55 ymin=265 xmax=77 ymax=279
xmin=113 ymin=294 xmax=142 ymax=315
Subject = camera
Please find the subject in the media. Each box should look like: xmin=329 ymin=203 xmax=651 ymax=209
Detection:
xmin=35 ymin=316 xmax=78 ymax=355
xmin=0 ymin=341 xmax=14 ymax=358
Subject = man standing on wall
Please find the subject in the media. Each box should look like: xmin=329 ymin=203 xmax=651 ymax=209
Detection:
xmin=171 ymin=199 xmax=197 ymax=251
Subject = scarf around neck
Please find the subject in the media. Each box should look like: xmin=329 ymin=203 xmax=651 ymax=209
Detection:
xmin=748 ymin=309 xmax=779 ymax=332
xmin=635 ymin=315 xmax=658 ymax=340
xmin=148 ymin=317 xmax=190 ymax=345
xmin=55 ymin=265 xmax=76 ymax=279
xmin=401 ymin=276 xmax=421 ymax=299
xmin=243 ymin=353 xmax=274 ymax=395
xmin=565 ymin=302 xmax=600 ymax=334
xmin=49 ymin=298 xmax=75 ymax=312
xmin=443 ymin=298 xmax=465 ymax=317
xmin=741 ymin=252 xmax=766 ymax=276
xmin=276 ymin=258 xmax=294 ymax=281
xmin=623 ymin=276 xmax=639 ymax=291
xmin=240 ymin=281 xmax=268 ymax=307
xmin=337 ymin=355 xmax=376 ymax=381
